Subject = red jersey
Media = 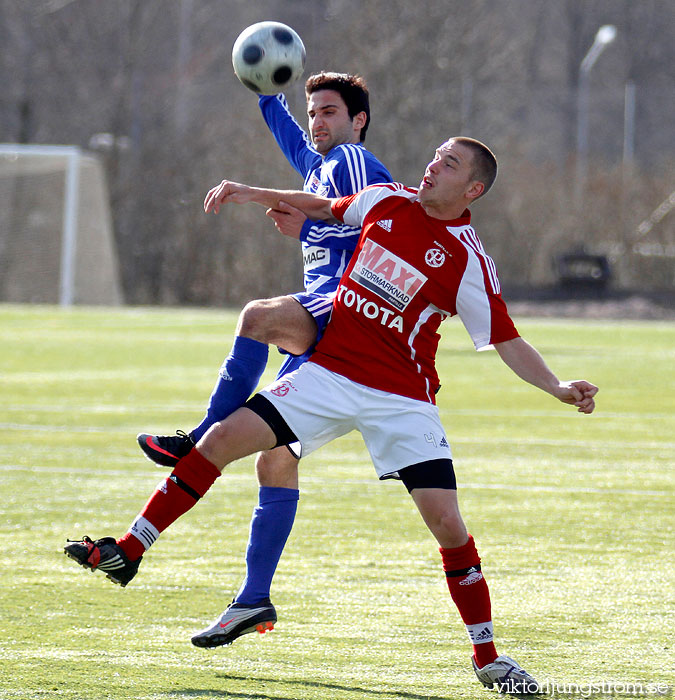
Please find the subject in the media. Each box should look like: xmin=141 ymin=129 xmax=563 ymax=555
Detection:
xmin=309 ymin=183 xmax=519 ymax=404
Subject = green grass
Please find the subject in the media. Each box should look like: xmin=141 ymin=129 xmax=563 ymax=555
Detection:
xmin=1 ymin=304 xmax=673 ymax=700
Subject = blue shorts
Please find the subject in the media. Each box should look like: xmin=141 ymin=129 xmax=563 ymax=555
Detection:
xmin=275 ymin=291 xmax=334 ymax=380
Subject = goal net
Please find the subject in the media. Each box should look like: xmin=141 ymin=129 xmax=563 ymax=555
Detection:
xmin=0 ymin=144 xmax=122 ymax=305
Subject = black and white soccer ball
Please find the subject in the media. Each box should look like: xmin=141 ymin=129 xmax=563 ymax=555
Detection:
xmin=232 ymin=21 xmax=306 ymax=95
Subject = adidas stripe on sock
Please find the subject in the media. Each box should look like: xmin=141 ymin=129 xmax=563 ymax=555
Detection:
xmin=117 ymin=448 xmax=221 ymax=561
xmin=440 ymin=535 xmax=498 ymax=668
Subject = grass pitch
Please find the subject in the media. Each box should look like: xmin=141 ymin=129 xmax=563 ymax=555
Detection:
xmin=1 ymin=304 xmax=673 ymax=700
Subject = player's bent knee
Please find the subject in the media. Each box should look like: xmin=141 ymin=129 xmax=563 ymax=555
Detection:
xmin=237 ymin=299 xmax=275 ymax=340
xmin=237 ymin=297 xmax=314 ymax=353
xmin=255 ymin=448 xmax=299 ymax=489
xmin=197 ymin=407 xmax=278 ymax=468
xmin=437 ymin=512 xmax=467 ymax=543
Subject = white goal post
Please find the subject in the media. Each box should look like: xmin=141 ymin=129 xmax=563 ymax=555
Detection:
xmin=0 ymin=144 xmax=123 ymax=306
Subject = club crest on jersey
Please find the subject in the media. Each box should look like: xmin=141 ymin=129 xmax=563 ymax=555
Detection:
xmin=307 ymin=172 xmax=322 ymax=191
xmin=425 ymin=248 xmax=446 ymax=268
xmin=349 ymin=239 xmax=427 ymax=311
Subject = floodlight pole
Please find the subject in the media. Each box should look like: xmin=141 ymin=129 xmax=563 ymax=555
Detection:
xmin=574 ymin=24 xmax=617 ymax=209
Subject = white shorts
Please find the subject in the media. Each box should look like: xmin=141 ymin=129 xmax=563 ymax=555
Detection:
xmin=258 ymin=362 xmax=452 ymax=480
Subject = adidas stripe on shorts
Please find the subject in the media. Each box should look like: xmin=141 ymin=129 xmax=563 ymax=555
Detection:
xmin=290 ymin=291 xmax=335 ymax=332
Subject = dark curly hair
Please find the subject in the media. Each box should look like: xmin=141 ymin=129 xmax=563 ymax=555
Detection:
xmin=305 ymin=72 xmax=370 ymax=142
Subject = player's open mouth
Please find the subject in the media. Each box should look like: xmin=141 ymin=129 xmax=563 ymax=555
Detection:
xmin=422 ymin=175 xmax=433 ymax=188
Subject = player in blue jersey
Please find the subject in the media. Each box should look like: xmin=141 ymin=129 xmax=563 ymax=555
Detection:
xmin=136 ymin=72 xmax=392 ymax=640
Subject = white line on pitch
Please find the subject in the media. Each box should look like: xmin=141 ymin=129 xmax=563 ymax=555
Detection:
xmin=1 ymin=464 xmax=669 ymax=497
xmin=2 ymin=422 xmax=672 ymax=452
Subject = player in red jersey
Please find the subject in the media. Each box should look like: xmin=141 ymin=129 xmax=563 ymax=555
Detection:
xmin=66 ymin=137 xmax=597 ymax=694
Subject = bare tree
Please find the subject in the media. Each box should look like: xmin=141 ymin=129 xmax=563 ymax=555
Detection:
xmin=1 ymin=0 xmax=673 ymax=303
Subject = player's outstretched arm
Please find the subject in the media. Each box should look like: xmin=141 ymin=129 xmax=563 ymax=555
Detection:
xmin=494 ymin=337 xmax=598 ymax=414
xmin=203 ymin=179 xmax=334 ymax=221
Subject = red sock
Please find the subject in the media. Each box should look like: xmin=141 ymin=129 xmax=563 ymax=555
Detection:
xmin=440 ymin=534 xmax=498 ymax=668
xmin=117 ymin=448 xmax=221 ymax=561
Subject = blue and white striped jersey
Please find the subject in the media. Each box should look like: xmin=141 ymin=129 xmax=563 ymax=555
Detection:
xmin=259 ymin=94 xmax=392 ymax=294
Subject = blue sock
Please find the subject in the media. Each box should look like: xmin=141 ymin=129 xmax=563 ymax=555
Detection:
xmin=235 ymin=486 xmax=299 ymax=605
xmin=191 ymin=336 xmax=269 ymax=441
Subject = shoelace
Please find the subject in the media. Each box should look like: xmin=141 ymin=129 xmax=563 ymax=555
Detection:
xmin=174 ymin=429 xmax=194 ymax=444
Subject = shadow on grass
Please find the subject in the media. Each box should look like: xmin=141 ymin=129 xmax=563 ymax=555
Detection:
xmin=166 ymin=673 xmax=451 ymax=700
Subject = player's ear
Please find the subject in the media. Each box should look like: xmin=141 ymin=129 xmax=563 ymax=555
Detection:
xmin=466 ymin=180 xmax=485 ymax=201
xmin=352 ymin=111 xmax=367 ymax=131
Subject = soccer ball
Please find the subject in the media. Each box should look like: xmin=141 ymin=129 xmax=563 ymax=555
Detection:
xmin=232 ymin=21 xmax=306 ymax=95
